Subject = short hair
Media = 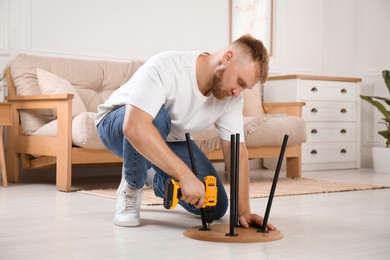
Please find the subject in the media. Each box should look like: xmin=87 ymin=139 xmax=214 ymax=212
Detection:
xmin=232 ymin=34 xmax=269 ymax=84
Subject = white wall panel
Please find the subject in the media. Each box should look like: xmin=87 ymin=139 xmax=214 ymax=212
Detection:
xmin=355 ymin=0 xmax=390 ymax=74
xmin=26 ymin=0 xmax=229 ymax=60
xmin=322 ymin=0 xmax=357 ymax=77
xmin=286 ymin=0 xmax=324 ymax=74
xmin=355 ymin=0 xmax=390 ymax=166
xmin=0 ymin=0 xmax=10 ymax=56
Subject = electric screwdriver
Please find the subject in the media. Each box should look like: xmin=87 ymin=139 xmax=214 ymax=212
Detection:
xmin=163 ymin=175 xmax=218 ymax=225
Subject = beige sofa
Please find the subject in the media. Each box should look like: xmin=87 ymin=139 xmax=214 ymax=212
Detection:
xmin=5 ymin=54 xmax=306 ymax=191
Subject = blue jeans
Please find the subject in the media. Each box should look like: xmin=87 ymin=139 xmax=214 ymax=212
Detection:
xmin=96 ymin=105 xmax=228 ymax=219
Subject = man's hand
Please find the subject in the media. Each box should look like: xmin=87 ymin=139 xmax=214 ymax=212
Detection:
xmin=178 ymin=173 xmax=206 ymax=208
xmin=239 ymin=213 xmax=276 ymax=231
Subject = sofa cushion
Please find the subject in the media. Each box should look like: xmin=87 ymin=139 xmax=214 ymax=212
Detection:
xmin=31 ymin=112 xmax=105 ymax=149
xmin=244 ymin=115 xmax=306 ymax=147
xmin=194 ymin=115 xmax=306 ymax=153
xmin=37 ymin=69 xmax=87 ymax=117
xmin=10 ymin=54 xmax=143 ymax=135
xmin=242 ymin=82 xmax=265 ymax=117
xmin=72 ymin=112 xmax=105 ymax=149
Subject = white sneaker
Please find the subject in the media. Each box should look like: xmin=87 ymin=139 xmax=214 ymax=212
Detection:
xmin=116 ymin=174 xmax=126 ymax=198
xmin=114 ymin=180 xmax=143 ymax=227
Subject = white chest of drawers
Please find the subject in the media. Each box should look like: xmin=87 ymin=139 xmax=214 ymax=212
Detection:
xmin=264 ymin=75 xmax=361 ymax=171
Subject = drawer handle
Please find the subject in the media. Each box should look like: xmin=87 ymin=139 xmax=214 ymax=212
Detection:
xmin=310 ymin=150 xmax=318 ymax=155
xmin=340 ymin=88 xmax=347 ymax=94
xmin=340 ymin=129 xmax=347 ymax=134
xmin=340 ymin=149 xmax=347 ymax=154
xmin=340 ymin=108 xmax=347 ymax=113
xmin=311 ymin=108 xmax=318 ymax=113
xmin=311 ymin=129 xmax=318 ymax=134
xmin=311 ymin=87 xmax=318 ymax=92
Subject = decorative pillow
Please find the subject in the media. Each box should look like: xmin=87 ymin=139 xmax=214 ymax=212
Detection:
xmin=31 ymin=112 xmax=105 ymax=149
xmin=71 ymin=112 xmax=105 ymax=149
xmin=244 ymin=115 xmax=307 ymax=147
xmin=30 ymin=119 xmax=57 ymax=137
xmin=36 ymin=68 xmax=87 ymax=117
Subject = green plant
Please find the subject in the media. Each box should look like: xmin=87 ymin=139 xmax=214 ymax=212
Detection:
xmin=360 ymin=70 xmax=390 ymax=148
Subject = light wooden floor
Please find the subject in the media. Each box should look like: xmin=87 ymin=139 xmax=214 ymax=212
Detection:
xmin=1 ymin=167 xmax=390 ymax=260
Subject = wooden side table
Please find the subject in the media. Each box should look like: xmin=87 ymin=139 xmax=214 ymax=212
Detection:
xmin=0 ymin=103 xmax=12 ymax=186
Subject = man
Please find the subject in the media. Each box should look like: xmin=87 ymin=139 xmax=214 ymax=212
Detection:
xmin=95 ymin=34 xmax=275 ymax=231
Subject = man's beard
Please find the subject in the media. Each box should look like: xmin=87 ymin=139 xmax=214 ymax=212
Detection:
xmin=211 ymin=68 xmax=226 ymax=100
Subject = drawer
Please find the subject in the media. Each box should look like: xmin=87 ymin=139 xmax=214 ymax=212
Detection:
xmin=299 ymin=80 xmax=357 ymax=102
xmin=306 ymin=122 xmax=356 ymax=142
xmin=302 ymin=142 xmax=357 ymax=164
xmin=303 ymin=101 xmax=356 ymax=122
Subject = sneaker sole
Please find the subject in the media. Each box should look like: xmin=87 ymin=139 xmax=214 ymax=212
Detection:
xmin=113 ymin=218 xmax=140 ymax=227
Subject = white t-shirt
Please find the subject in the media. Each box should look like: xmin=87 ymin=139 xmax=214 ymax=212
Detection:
xmin=95 ymin=51 xmax=244 ymax=142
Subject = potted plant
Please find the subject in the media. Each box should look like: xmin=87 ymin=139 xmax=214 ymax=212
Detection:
xmin=0 ymin=71 xmax=4 ymax=82
xmin=360 ymin=70 xmax=390 ymax=173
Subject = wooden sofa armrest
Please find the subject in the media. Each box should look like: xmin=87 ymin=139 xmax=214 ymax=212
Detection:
xmin=5 ymin=93 xmax=73 ymax=142
xmin=263 ymin=102 xmax=305 ymax=117
xmin=5 ymin=65 xmax=74 ymax=141
xmin=6 ymin=93 xmax=73 ymax=102
xmin=6 ymin=92 xmax=73 ymax=161
xmin=6 ymin=94 xmax=73 ymax=111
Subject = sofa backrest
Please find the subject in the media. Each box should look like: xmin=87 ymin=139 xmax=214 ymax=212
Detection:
xmin=10 ymin=54 xmax=143 ymax=112
xmin=9 ymin=53 xmax=264 ymax=135
xmin=9 ymin=54 xmax=143 ymax=134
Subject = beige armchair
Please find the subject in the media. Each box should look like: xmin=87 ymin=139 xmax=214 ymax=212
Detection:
xmin=5 ymin=54 xmax=306 ymax=192
xmin=194 ymin=83 xmax=306 ymax=178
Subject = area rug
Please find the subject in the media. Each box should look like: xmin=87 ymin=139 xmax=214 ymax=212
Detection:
xmin=77 ymin=178 xmax=389 ymax=205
